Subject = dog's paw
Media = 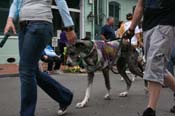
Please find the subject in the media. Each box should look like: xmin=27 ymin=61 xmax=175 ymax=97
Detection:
xmin=104 ymin=94 xmax=111 ymax=100
xmin=132 ymin=77 xmax=136 ymax=82
xmin=119 ymin=91 xmax=128 ymax=97
xmin=57 ymin=109 xmax=67 ymax=116
xmin=76 ymin=102 xmax=87 ymax=108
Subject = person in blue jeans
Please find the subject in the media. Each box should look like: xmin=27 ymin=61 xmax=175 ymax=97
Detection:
xmin=4 ymin=0 xmax=76 ymax=116
xmin=167 ymin=48 xmax=175 ymax=76
xmin=167 ymin=48 xmax=175 ymax=113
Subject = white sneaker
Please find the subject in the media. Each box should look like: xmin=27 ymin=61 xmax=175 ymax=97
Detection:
xmin=120 ymin=77 xmax=124 ymax=81
xmin=80 ymin=68 xmax=86 ymax=73
xmin=57 ymin=108 xmax=67 ymax=116
xmin=132 ymin=77 xmax=136 ymax=82
xmin=55 ymin=70 xmax=64 ymax=74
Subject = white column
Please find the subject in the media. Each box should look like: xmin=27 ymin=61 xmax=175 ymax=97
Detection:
xmin=80 ymin=0 xmax=85 ymax=39
xmin=106 ymin=0 xmax=109 ymax=17
xmin=92 ymin=0 xmax=95 ymax=40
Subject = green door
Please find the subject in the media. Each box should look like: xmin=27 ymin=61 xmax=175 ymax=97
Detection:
xmin=52 ymin=0 xmax=80 ymax=38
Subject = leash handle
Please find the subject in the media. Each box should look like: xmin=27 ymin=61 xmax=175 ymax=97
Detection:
xmin=0 ymin=32 xmax=11 ymax=48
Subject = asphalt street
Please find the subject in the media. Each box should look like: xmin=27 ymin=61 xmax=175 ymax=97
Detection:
xmin=0 ymin=72 xmax=174 ymax=116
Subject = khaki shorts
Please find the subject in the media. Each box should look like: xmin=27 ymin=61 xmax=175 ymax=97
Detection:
xmin=143 ymin=25 xmax=175 ymax=85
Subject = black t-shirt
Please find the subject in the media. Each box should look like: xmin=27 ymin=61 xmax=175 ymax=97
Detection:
xmin=101 ymin=24 xmax=116 ymax=41
xmin=143 ymin=0 xmax=175 ymax=31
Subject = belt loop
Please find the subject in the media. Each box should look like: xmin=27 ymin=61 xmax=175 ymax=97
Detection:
xmin=19 ymin=21 xmax=29 ymax=30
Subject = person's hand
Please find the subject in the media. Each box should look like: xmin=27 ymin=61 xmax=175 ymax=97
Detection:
xmin=66 ymin=30 xmax=76 ymax=44
xmin=4 ymin=17 xmax=16 ymax=34
xmin=123 ymin=29 xmax=134 ymax=40
xmin=44 ymin=55 xmax=48 ymax=60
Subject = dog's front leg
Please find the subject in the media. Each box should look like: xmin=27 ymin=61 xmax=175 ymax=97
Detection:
xmin=76 ymin=72 xmax=94 ymax=108
xmin=102 ymin=68 xmax=111 ymax=100
xmin=117 ymin=57 xmax=132 ymax=97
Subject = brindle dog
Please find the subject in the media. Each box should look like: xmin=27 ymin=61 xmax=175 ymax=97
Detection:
xmin=67 ymin=39 xmax=145 ymax=108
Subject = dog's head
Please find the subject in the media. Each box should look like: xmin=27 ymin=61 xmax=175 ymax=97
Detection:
xmin=66 ymin=40 xmax=94 ymax=66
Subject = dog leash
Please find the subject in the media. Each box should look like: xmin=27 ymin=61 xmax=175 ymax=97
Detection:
xmin=111 ymin=38 xmax=123 ymax=65
xmin=85 ymin=41 xmax=97 ymax=58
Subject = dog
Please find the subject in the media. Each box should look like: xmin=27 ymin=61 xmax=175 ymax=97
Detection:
xmin=66 ymin=39 xmax=145 ymax=108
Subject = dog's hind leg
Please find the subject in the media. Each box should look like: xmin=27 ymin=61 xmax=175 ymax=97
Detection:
xmin=117 ymin=57 xmax=132 ymax=97
xmin=76 ymin=72 xmax=94 ymax=108
xmin=119 ymin=71 xmax=132 ymax=97
xmin=102 ymin=68 xmax=111 ymax=100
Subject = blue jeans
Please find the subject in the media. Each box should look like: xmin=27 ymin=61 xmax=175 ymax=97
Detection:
xmin=167 ymin=48 xmax=175 ymax=76
xmin=19 ymin=21 xmax=73 ymax=116
xmin=167 ymin=48 xmax=175 ymax=97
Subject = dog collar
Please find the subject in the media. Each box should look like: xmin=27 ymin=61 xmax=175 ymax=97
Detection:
xmin=82 ymin=41 xmax=96 ymax=59
xmin=82 ymin=44 xmax=102 ymax=72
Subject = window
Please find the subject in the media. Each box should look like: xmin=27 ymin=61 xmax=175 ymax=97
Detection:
xmin=94 ymin=0 xmax=105 ymax=40
xmin=52 ymin=0 xmax=80 ymax=38
xmin=109 ymin=1 xmax=120 ymax=28
xmin=0 ymin=0 xmax=11 ymax=8
xmin=94 ymin=0 xmax=104 ymax=26
xmin=52 ymin=0 xmax=80 ymax=9
xmin=70 ymin=12 xmax=80 ymax=38
xmin=0 ymin=0 xmax=12 ymax=35
xmin=52 ymin=9 xmax=63 ymax=36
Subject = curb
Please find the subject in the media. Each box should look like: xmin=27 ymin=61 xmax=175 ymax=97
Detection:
xmin=0 ymin=74 xmax=19 ymax=78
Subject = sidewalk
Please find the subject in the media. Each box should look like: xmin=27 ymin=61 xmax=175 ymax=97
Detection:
xmin=0 ymin=64 xmax=19 ymax=77
xmin=0 ymin=64 xmax=75 ymax=77
xmin=0 ymin=63 xmax=85 ymax=78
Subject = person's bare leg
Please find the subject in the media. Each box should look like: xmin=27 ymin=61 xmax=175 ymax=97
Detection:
xmin=164 ymin=71 xmax=175 ymax=92
xmin=147 ymin=82 xmax=162 ymax=110
xmin=165 ymin=72 xmax=175 ymax=113
xmin=142 ymin=82 xmax=161 ymax=116
xmin=143 ymin=72 xmax=175 ymax=116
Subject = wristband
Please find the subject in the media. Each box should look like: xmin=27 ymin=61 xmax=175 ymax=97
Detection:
xmin=128 ymin=28 xmax=134 ymax=35
xmin=64 ymin=26 xmax=74 ymax=32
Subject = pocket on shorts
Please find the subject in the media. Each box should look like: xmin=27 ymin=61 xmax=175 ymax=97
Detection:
xmin=157 ymin=25 xmax=173 ymax=36
xmin=151 ymin=53 xmax=166 ymax=78
xmin=153 ymin=25 xmax=173 ymax=57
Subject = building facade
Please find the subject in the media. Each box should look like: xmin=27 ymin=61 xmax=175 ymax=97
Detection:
xmin=0 ymin=0 xmax=137 ymax=64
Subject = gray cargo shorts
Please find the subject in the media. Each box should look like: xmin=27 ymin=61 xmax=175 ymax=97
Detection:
xmin=143 ymin=25 xmax=175 ymax=85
